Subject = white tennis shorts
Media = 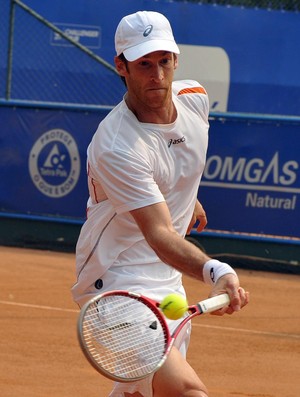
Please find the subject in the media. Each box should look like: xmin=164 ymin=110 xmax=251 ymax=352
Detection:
xmin=107 ymin=320 xmax=191 ymax=397
xmin=76 ymin=263 xmax=190 ymax=397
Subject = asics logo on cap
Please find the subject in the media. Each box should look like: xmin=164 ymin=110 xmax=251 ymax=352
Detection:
xmin=143 ymin=24 xmax=153 ymax=37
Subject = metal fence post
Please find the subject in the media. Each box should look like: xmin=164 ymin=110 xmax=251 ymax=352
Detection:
xmin=6 ymin=0 xmax=16 ymax=100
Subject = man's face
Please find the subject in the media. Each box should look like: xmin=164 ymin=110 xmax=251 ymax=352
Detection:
xmin=116 ymin=51 xmax=178 ymax=110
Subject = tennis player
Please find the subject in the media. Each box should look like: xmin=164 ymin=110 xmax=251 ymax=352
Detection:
xmin=72 ymin=11 xmax=249 ymax=397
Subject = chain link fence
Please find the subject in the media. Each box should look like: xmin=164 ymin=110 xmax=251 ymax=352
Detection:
xmin=175 ymin=0 xmax=300 ymax=11
xmin=3 ymin=0 xmax=299 ymax=107
xmin=4 ymin=0 xmax=125 ymax=107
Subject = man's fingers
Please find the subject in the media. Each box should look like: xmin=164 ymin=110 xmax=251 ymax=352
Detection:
xmin=210 ymin=287 xmax=249 ymax=316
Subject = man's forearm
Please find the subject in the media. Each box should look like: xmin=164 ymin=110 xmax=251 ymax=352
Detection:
xmin=148 ymin=228 xmax=210 ymax=281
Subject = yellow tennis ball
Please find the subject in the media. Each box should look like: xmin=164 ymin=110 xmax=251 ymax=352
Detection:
xmin=159 ymin=294 xmax=188 ymax=320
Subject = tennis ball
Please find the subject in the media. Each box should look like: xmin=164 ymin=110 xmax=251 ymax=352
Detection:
xmin=159 ymin=294 xmax=188 ymax=320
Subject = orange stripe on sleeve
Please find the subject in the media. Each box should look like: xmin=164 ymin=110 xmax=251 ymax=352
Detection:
xmin=177 ymin=86 xmax=207 ymax=96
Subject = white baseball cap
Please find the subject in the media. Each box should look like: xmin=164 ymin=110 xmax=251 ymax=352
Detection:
xmin=115 ymin=11 xmax=180 ymax=61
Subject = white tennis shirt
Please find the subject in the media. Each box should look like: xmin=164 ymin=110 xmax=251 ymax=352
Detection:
xmin=72 ymin=80 xmax=209 ymax=306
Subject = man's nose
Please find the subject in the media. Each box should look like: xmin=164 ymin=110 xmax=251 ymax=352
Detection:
xmin=151 ymin=65 xmax=164 ymax=81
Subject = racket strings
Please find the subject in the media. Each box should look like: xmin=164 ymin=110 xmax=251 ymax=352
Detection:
xmin=81 ymin=295 xmax=168 ymax=379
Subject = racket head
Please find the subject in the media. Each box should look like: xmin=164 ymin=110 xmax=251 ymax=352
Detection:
xmin=77 ymin=290 xmax=170 ymax=382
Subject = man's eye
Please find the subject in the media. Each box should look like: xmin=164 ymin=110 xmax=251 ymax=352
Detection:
xmin=161 ymin=58 xmax=171 ymax=65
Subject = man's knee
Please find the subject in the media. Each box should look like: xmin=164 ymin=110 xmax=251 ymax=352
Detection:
xmin=153 ymin=347 xmax=208 ymax=397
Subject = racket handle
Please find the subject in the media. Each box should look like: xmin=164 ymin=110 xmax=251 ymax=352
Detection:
xmin=198 ymin=293 xmax=230 ymax=313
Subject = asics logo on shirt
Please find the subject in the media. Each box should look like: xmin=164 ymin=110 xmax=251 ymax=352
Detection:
xmin=168 ymin=136 xmax=186 ymax=148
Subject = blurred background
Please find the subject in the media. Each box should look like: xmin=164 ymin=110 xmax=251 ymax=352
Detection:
xmin=1 ymin=0 xmax=300 ymax=273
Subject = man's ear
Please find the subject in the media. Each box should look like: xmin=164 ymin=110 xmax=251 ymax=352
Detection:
xmin=174 ymin=54 xmax=178 ymax=70
xmin=114 ymin=56 xmax=127 ymax=77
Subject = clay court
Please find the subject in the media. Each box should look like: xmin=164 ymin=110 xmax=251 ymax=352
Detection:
xmin=0 ymin=245 xmax=299 ymax=397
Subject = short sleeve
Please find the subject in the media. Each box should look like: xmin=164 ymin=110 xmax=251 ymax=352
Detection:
xmin=95 ymin=148 xmax=165 ymax=214
xmin=172 ymin=80 xmax=209 ymax=120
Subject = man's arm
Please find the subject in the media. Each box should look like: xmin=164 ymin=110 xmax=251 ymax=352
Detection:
xmin=130 ymin=201 xmax=249 ymax=313
xmin=131 ymin=201 xmax=210 ymax=280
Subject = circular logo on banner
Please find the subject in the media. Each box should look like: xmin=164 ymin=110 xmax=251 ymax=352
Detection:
xmin=29 ymin=129 xmax=80 ymax=198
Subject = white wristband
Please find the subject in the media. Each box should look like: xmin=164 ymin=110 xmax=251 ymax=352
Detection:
xmin=203 ymin=259 xmax=237 ymax=285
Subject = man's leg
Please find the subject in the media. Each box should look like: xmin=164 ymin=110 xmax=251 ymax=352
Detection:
xmin=153 ymin=346 xmax=208 ymax=397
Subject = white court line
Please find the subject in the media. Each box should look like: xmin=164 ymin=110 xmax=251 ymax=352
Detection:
xmin=1 ymin=299 xmax=299 ymax=339
xmin=193 ymin=323 xmax=300 ymax=340
xmin=0 ymin=299 xmax=78 ymax=313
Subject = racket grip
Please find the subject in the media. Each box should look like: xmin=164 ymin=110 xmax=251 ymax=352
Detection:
xmin=198 ymin=293 xmax=230 ymax=313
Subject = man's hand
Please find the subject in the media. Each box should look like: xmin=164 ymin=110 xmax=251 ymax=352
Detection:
xmin=186 ymin=200 xmax=207 ymax=235
xmin=209 ymin=273 xmax=250 ymax=315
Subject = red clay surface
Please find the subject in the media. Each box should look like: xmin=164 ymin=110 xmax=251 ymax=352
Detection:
xmin=0 ymin=246 xmax=299 ymax=397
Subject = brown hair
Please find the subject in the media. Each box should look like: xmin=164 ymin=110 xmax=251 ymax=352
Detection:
xmin=117 ymin=53 xmax=128 ymax=87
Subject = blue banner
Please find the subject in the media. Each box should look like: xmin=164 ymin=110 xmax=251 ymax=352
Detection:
xmin=0 ymin=106 xmax=107 ymax=218
xmin=1 ymin=105 xmax=299 ymax=242
xmin=198 ymin=116 xmax=300 ymax=239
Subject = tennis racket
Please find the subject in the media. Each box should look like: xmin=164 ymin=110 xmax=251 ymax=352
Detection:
xmin=77 ymin=290 xmax=230 ymax=382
